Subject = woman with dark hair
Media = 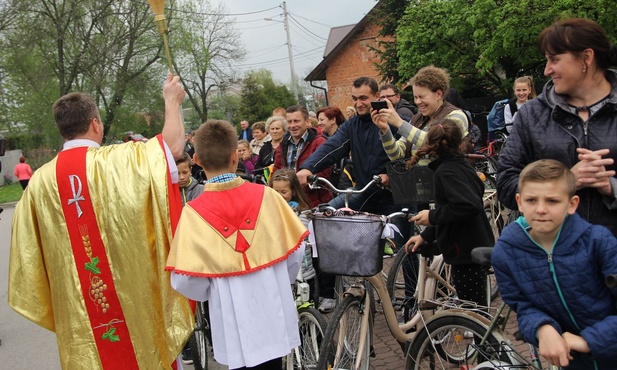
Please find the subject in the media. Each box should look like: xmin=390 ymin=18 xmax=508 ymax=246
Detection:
xmin=14 ymin=156 xmax=33 ymax=190
xmin=497 ymin=17 xmax=617 ymax=236
xmin=316 ymin=106 xmax=345 ymax=139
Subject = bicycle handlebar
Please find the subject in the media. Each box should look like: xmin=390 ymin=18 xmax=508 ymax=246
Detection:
xmin=307 ymin=174 xmax=381 ymax=195
xmin=307 ymin=175 xmax=413 ymax=221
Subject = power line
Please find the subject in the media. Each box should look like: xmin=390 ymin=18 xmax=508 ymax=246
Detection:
xmin=234 ymin=48 xmax=321 ymax=70
xmin=289 ymin=26 xmax=324 ymax=49
xmin=288 ymin=14 xmax=327 ymax=40
xmin=287 ymin=12 xmax=333 ymax=28
xmin=168 ymin=5 xmax=281 ymax=17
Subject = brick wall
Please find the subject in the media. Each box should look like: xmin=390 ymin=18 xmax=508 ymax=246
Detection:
xmin=325 ymin=23 xmax=385 ymax=112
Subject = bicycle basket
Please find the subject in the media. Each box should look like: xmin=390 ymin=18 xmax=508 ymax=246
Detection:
xmin=312 ymin=212 xmax=386 ymax=277
xmin=385 ymin=160 xmax=435 ymax=205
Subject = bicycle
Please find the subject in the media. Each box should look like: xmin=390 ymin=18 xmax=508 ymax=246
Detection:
xmin=190 ymin=301 xmax=211 ymax=370
xmin=283 ymin=246 xmax=329 ymax=370
xmin=405 ymin=247 xmax=562 ymax=370
xmin=307 ymin=175 xmax=462 ymax=370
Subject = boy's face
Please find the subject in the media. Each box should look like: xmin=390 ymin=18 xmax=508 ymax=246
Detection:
xmin=177 ymin=162 xmax=191 ymax=188
xmin=516 ymin=180 xmax=579 ymax=242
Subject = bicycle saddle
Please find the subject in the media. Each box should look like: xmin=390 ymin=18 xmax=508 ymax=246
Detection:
xmin=471 ymin=246 xmax=494 ymax=267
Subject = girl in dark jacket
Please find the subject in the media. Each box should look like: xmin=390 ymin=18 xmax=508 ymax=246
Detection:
xmin=406 ymin=119 xmax=494 ymax=306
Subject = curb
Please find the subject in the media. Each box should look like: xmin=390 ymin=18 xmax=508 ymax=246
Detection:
xmin=0 ymin=201 xmax=18 ymax=208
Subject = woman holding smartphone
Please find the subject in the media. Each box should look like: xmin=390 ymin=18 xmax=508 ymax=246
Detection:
xmin=371 ymin=65 xmax=470 ymax=160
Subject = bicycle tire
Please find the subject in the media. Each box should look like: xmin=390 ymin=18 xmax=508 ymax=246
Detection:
xmin=404 ymin=314 xmax=513 ymax=370
xmin=191 ymin=302 xmax=210 ymax=370
xmin=317 ymin=295 xmax=372 ymax=370
xmin=386 ymin=247 xmax=420 ymax=323
xmin=284 ymin=307 xmax=328 ymax=370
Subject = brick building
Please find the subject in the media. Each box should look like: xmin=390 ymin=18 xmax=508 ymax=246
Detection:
xmin=305 ymin=3 xmax=386 ymax=111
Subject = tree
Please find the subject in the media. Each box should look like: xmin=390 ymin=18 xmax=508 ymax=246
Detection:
xmin=369 ymin=0 xmax=411 ymax=84
xmin=239 ymin=69 xmax=296 ymax=124
xmin=0 ymin=0 xmax=170 ymax=144
xmin=394 ymin=0 xmax=617 ymax=95
xmin=172 ymin=0 xmax=246 ymax=123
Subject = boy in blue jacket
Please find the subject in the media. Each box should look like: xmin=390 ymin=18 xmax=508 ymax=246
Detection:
xmin=492 ymin=159 xmax=617 ymax=369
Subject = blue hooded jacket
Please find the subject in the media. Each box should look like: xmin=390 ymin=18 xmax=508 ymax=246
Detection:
xmin=492 ymin=213 xmax=617 ymax=369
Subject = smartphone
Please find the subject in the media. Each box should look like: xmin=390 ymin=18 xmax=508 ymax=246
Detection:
xmin=371 ymin=100 xmax=388 ymax=111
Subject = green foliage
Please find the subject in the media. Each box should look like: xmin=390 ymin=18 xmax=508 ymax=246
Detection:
xmin=393 ymin=0 xmax=617 ymax=95
xmin=0 ymin=0 xmax=168 ymax=147
xmin=369 ymin=0 xmax=411 ymax=83
xmin=0 ymin=182 xmax=23 ymax=203
xmin=207 ymin=94 xmax=242 ymax=124
xmin=239 ymin=70 xmax=296 ymax=124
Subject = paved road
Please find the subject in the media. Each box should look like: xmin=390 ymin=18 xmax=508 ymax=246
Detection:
xmin=0 ymin=205 xmax=62 ymax=369
xmin=0 ymin=203 xmax=227 ymax=370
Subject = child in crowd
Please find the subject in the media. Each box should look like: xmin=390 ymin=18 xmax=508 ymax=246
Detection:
xmin=176 ymin=153 xmax=204 ymax=205
xmin=269 ymin=168 xmax=317 ymax=302
xmin=166 ymin=120 xmax=308 ymax=370
xmin=504 ymin=76 xmax=536 ymax=132
xmin=238 ymin=139 xmax=258 ymax=175
xmin=175 ymin=153 xmax=205 ymax=364
xmin=492 ymin=159 xmax=617 ymax=369
xmin=407 ymin=119 xmax=494 ymax=307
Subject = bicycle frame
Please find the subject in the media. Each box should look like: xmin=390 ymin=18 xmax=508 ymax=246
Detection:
xmin=337 ymin=251 xmax=454 ymax=348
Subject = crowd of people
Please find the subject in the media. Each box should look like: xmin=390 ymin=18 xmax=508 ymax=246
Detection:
xmin=6 ymin=17 xmax=617 ymax=370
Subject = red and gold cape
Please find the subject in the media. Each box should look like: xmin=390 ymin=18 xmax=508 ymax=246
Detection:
xmin=166 ymin=177 xmax=309 ymax=277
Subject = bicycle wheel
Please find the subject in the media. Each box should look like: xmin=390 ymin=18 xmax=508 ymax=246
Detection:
xmin=190 ymin=301 xmax=210 ymax=370
xmin=405 ymin=314 xmax=512 ymax=370
xmin=317 ymin=295 xmax=372 ymax=370
xmin=386 ymin=247 xmax=420 ymax=323
xmin=285 ymin=307 xmax=328 ymax=369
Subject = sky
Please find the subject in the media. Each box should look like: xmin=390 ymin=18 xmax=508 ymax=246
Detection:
xmin=209 ymin=0 xmax=378 ymax=86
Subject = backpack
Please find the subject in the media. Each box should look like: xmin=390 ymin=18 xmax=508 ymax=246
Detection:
xmin=487 ymin=98 xmax=518 ymax=132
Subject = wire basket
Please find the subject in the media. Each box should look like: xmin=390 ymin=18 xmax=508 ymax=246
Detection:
xmin=312 ymin=212 xmax=386 ymax=277
xmin=386 ymin=160 xmax=435 ymax=205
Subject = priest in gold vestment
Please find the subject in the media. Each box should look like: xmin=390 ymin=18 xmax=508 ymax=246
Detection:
xmin=8 ymin=75 xmax=193 ymax=369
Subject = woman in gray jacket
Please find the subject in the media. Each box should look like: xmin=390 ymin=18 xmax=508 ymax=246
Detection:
xmin=497 ymin=17 xmax=617 ymax=236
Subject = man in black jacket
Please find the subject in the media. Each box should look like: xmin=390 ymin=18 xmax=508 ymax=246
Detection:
xmin=238 ymin=119 xmax=252 ymax=141
xmin=379 ymin=84 xmax=416 ymax=122
xmin=297 ymin=77 xmax=413 ymax=311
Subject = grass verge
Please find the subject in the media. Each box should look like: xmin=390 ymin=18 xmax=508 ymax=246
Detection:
xmin=0 ymin=182 xmax=23 ymax=204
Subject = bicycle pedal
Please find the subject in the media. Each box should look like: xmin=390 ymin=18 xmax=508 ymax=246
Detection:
xmin=370 ymin=345 xmax=376 ymax=358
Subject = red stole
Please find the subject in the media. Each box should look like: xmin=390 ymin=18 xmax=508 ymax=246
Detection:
xmin=56 ymin=147 xmax=139 ymax=369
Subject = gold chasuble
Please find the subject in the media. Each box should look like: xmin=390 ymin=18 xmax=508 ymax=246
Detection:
xmin=166 ymin=177 xmax=309 ymax=277
xmin=9 ymin=137 xmax=193 ymax=369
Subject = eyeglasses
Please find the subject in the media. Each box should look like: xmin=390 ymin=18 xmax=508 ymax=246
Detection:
xmin=381 ymin=94 xmax=398 ymax=99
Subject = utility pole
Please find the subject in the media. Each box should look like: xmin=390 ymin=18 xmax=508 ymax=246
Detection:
xmin=283 ymin=1 xmax=299 ymax=102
